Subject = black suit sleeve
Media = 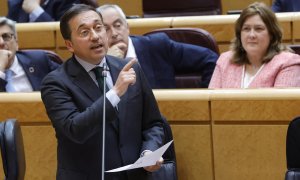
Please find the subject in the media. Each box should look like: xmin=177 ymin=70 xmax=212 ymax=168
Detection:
xmin=41 ymin=70 xmax=117 ymax=144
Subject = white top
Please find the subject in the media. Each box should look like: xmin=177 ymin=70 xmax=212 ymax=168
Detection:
xmin=0 ymin=56 xmax=33 ymax=92
xmin=241 ymin=64 xmax=265 ymax=88
xmin=75 ymin=55 xmax=120 ymax=107
xmin=125 ymin=37 xmax=138 ymax=59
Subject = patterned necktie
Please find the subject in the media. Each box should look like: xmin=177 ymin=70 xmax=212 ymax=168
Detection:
xmin=5 ymin=69 xmax=15 ymax=92
xmin=92 ymin=67 xmax=105 ymax=93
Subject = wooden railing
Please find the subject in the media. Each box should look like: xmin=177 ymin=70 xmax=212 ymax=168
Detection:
xmin=1 ymin=89 xmax=299 ymax=180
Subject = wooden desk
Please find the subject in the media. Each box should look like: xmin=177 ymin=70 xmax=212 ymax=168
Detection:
xmin=1 ymin=89 xmax=299 ymax=180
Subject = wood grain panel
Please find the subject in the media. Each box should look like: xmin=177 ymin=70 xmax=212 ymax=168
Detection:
xmin=211 ymin=100 xmax=300 ymax=121
xmin=172 ymin=125 xmax=213 ymax=180
xmin=0 ymin=102 xmax=49 ymax=123
xmin=128 ymin=17 xmax=172 ymax=35
xmin=18 ymin=31 xmax=55 ymax=49
xmin=293 ymin=13 xmax=300 ymax=41
xmin=98 ymin=0 xmax=143 ymax=17
xmin=213 ymin=125 xmax=287 ymax=180
xmin=158 ymin=101 xmax=210 ymax=121
xmin=22 ymin=126 xmax=56 ymax=180
xmin=0 ymin=0 xmax=8 ymax=16
xmin=222 ymin=0 xmax=272 ymax=14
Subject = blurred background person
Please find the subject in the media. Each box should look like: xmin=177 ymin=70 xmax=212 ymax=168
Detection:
xmin=7 ymin=0 xmax=98 ymax=22
xmin=97 ymin=4 xmax=218 ymax=89
xmin=0 ymin=17 xmax=59 ymax=92
xmin=271 ymin=0 xmax=300 ymax=12
xmin=209 ymin=2 xmax=300 ymax=88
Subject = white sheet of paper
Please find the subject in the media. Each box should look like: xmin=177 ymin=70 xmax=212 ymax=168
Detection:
xmin=106 ymin=140 xmax=173 ymax=173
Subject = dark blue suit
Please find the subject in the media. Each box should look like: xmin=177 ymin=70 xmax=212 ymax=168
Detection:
xmin=7 ymin=0 xmax=80 ymax=22
xmin=272 ymin=0 xmax=300 ymax=12
xmin=131 ymin=33 xmax=218 ymax=88
xmin=41 ymin=55 xmax=164 ymax=180
xmin=0 ymin=50 xmax=59 ymax=92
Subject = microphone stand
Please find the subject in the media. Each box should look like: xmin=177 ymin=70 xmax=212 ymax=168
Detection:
xmin=101 ymin=63 xmax=108 ymax=180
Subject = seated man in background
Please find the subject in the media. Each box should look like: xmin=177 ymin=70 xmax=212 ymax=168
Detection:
xmin=97 ymin=4 xmax=218 ymax=88
xmin=271 ymin=0 xmax=300 ymax=12
xmin=7 ymin=0 xmax=98 ymax=22
xmin=0 ymin=17 xmax=59 ymax=92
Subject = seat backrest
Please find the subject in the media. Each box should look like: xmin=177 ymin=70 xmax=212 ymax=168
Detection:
xmin=21 ymin=49 xmax=63 ymax=64
xmin=142 ymin=0 xmax=222 ymax=17
xmin=0 ymin=119 xmax=26 ymax=180
xmin=143 ymin=28 xmax=219 ymax=88
xmin=289 ymin=45 xmax=300 ymax=55
xmin=285 ymin=169 xmax=300 ymax=180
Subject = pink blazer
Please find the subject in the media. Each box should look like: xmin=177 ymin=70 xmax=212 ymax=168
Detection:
xmin=209 ymin=51 xmax=300 ymax=88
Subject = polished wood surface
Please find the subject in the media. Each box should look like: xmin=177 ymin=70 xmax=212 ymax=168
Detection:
xmin=0 ymin=89 xmax=298 ymax=180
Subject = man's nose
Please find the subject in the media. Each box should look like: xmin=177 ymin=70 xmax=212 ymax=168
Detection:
xmin=90 ymin=29 xmax=100 ymax=40
xmin=111 ymin=28 xmax=118 ymax=38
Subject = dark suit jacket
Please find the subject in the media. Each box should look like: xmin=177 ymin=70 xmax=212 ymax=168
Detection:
xmin=272 ymin=0 xmax=300 ymax=12
xmin=0 ymin=50 xmax=59 ymax=92
xmin=41 ymin=55 xmax=164 ymax=180
xmin=7 ymin=0 xmax=80 ymax=22
xmin=131 ymin=33 xmax=218 ymax=88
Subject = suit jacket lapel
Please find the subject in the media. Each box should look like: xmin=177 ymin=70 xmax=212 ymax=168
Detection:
xmin=106 ymin=56 xmax=130 ymax=133
xmin=67 ymin=57 xmax=101 ymax=101
xmin=17 ymin=53 xmax=40 ymax=90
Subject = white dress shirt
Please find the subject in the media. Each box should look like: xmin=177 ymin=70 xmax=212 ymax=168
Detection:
xmin=75 ymin=55 xmax=120 ymax=107
xmin=0 ymin=56 xmax=33 ymax=92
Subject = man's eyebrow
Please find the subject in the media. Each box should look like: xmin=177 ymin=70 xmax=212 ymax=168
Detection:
xmin=76 ymin=19 xmax=103 ymax=30
xmin=113 ymin=19 xmax=123 ymax=24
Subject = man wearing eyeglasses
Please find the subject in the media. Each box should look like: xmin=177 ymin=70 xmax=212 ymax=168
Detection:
xmin=0 ymin=17 xmax=59 ymax=92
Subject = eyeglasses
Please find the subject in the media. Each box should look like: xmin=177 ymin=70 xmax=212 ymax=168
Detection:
xmin=0 ymin=33 xmax=14 ymax=42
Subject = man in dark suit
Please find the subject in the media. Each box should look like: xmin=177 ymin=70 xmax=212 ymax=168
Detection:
xmin=97 ymin=4 xmax=218 ymax=89
xmin=41 ymin=4 xmax=164 ymax=180
xmin=0 ymin=17 xmax=59 ymax=92
xmin=7 ymin=0 xmax=81 ymax=22
xmin=272 ymin=0 xmax=300 ymax=12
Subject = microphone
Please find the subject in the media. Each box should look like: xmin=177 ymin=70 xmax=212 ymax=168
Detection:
xmin=101 ymin=62 xmax=108 ymax=180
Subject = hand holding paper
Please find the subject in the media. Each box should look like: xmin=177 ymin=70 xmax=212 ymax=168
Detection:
xmin=106 ymin=140 xmax=173 ymax=173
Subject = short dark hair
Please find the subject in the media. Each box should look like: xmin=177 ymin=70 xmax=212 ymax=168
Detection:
xmin=230 ymin=2 xmax=288 ymax=65
xmin=60 ymin=4 xmax=103 ymax=40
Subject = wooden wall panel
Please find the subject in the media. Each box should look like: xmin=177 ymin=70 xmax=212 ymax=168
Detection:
xmin=1 ymin=89 xmax=300 ymax=180
xmin=0 ymin=0 xmax=8 ymax=16
xmin=128 ymin=17 xmax=172 ymax=35
xmin=221 ymin=0 xmax=272 ymax=14
xmin=0 ymin=102 xmax=48 ymax=123
xmin=211 ymin=100 xmax=300 ymax=121
xmin=22 ymin=126 xmax=57 ymax=180
xmin=18 ymin=31 xmax=55 ymax=49
xmin=98 ymin=0 xmax=143 ymax=17
xmin=172 ymin=125 xmax=213 ymax=180
xmin=213 ymin=125 xmax=287 ymax=180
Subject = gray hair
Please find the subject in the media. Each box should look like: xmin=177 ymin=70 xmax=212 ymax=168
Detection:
xmin=97 ymin=4 xmax=127 ymax=22
xmin=0 ymin=17 xmax=17 ymax=38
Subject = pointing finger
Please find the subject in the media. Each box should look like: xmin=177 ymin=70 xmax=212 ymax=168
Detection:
xmin=122 ymin=58 xmax=137 ymax=71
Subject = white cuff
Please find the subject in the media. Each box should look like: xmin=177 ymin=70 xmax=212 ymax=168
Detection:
xmin=106 ymin=89 xmax=120 ymax=107
xmin=29 ymin=6 xmax=44 ymax=22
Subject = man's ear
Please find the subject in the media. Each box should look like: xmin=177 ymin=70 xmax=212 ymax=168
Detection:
xmin=65 ymin=40 xmax=74 ymax=52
